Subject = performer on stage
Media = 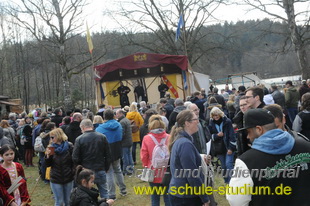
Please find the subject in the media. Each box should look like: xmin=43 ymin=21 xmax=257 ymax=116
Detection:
xmin=134 ymin=82 xmax=146 ymax=102
xmin=117 ymin=82 xmax=131 ymax=108
xmin=158 ymin=79 xmax=169 ymax=98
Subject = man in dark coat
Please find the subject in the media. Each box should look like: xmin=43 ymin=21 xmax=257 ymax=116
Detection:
xmin=117 ymin=82 xmax=131 ymax=108
xmin=65 ymin=112 xmax=82 ymax=145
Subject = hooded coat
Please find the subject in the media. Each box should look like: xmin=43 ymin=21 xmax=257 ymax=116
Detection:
xmin=126 ymin=111 xmax=144 ymax=143
xmin=96 ymin=120 xmax=123 ymax=162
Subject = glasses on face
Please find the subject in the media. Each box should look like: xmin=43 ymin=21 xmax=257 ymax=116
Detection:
xmin=51 ymin=136 xmax=55 ymax=139
xmin=189 ymin=118 xmax=199 ymax=122
xmin=240 ymin=104 xmax=247 ymax=107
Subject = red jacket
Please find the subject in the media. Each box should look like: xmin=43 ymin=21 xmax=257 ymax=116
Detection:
xmin=140 ymin=131 xmax=169 ymax=183
xmin=0 ymin=163 xmax=30 ymax=205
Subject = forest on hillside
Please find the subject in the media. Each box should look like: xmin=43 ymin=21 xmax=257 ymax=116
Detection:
xmin=0 ymin=0 xmax=309 ymax=111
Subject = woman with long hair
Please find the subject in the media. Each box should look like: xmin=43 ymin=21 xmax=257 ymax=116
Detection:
xmin=126 ymin=103 xmax=144 ymax=165
xmin=141 ymin=114 xmax=171 ymax=206
xmin=45 ymin=128 xmax=74 ymax=206
xmin=168 ymin=110 xmax=210 ymax=206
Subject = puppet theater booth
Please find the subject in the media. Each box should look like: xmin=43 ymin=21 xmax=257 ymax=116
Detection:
xmin=94 ymin=53 xmax=209 ymax=107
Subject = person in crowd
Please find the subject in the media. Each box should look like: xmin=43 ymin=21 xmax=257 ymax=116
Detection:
xmin=234 ymin=85 xmax=246 ymax=112
xmin=22 ymin=124 xmax=34 ymax=167
xmin=227 ymin=109 xmax=310 ymax=206
xmin=69 ymin=165 xmax=114 ymax=206
xmin=208 ymin=107 xmax=236 ymax=183
xmin=0 ymin=127 xmax=14 ymax=148
xmin=115 ymin=109 xmax=133 ymax=175
xmin=0 ymin=120 xmax=16 ymax=147
xmin=168 ymin=98 xmax=186 ymax=132
xmin=270 ymin=84 xmax=285 ymax=109
xmin=96 ymin=104 xmax=105 ymax=118
xmin=51 ymin=108 xmax=63 ymax=128
xmin=24 ymin=117 xmax=33 ymax=127
xmin=32 ymin=118 xmax=44 ymax=147
xmin=220 ymin=89 xmax=229 ymax=102
xmin=262 ymin=86 xmax=274 ymax=105
xmin=190 ymin=91 xmax=205 ymax=120
xmin=245 ymin=86 xmax=265 ymax=109
xmin=93 ymin=115 xmax=104 ymax=130
xmin=139 ymin=101 xmax=147 ymax=114
xmin=165 ymin=93 xmax=175 ymax=106
xmin=204 ymin=97 xmax=222 ymax=125
xmin=226 ymin=95 xmax=236 ymax=120
xmin=16 ymin=119 xmax=26 ymax=163
xmin=117 ymin=81 xmax=131 ymax=108
xmin=159 ymin=98 xmax=174 ymax=120
xmin=141 ymin=115 xmax=171 ymax=206
xmin=158 ymin=107 xmax=169 ymax=130
xmin=168 ymin=110 xmax=210 ymax=205
xmin=73 ymin=119 xmax=111 ymax=199
xmin=225 ymin=84 xmax=233 ymax=95
xmin=293 ymin=92 xmax=310 ymax=137
xmin=299 ymin=80 xmax=310 ymax=100
xmin=284 ymin=80 xmax=299 ymax=123
xmin=233 ymin=96 xmax=251 ymax=156
xmin=126 ymin=104 xmax=144 ymax=165
xmin=65 ymin=112 xmax=82 ymax=145
xmin=8 ymin=113 xmax=19 ymax=132
xmin=45 ymin=128 xmax=74 ymax=206
xmin=60 ymin=116 xmax=71 ymax=132
xmin=139 ymin=109 xmax=158 ymax=143
xmin=134 ymin=82 xmax=146 ymax=102
xmin=96 ymin=109 xmax=127 ymax=199
xmin=211 ymin=87 xmax=226 ymax=110
xmin=0 ymin=144 xmax=31 ymax=205
xmin=158 ymin=79 xmax=169 ymax=98
xmin=187 ymin=103 xmax=211 ymax=154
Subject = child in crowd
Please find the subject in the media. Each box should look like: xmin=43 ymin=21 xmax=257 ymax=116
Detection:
xmin=70 ymin=165 xmax=114 ymax=206
xmin=0 ymin=144 xmax=31 ymax=205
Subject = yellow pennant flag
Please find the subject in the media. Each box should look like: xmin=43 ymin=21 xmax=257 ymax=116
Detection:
xmin=86 ymin=23 xmax=93 ymax=54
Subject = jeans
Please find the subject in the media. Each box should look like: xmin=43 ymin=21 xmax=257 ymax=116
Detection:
xmin=132 ymin=142 xmax=141 ymax=163
xmin=107 ymin=159 xmax=127 ymax=199
xmin=287 ymin=107 xmax=298 ymax=123
xmin=169 ymin=195 xmax=202 ymax=206
xmin=122 ymin=147 xmax=134 ymax=174
xmin=94 ymin=170 xmax=108 ymax=198
xmin=217 ymin=152 xmax=235 ymax=184
xmin=149 ymin=182 xmax=171 ymax=206
xmin=50 ymin=181 xmax=73 ymax=206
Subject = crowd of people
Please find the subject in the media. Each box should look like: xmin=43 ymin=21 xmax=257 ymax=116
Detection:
xmin=0 ymin=78 xmax=309 ymax=206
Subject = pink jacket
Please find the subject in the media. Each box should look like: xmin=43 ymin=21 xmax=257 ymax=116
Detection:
xmin=140 ymin=131 xmax=169 ymax=183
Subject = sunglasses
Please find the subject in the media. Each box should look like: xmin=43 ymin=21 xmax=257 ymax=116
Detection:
xmin=51 ymin=136 xmax=55 ymax=139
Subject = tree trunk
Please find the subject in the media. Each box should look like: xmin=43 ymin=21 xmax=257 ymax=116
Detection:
xmin=283 ymin=0 xmax=310 ymax=79
xmin=61 ymin=66 xmax=73 ymax=111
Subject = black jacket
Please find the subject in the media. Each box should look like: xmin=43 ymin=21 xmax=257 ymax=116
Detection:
xmin=168 ymin=105 xmax=186 ymax=132
xmin=72 ymin=130 xmax=111 ymax=172
xmin=118 ymin=116 xmax=132 ymax=148
xmin=45 ymin=142 xmax=74 ymax=184
xmin=51 ymin=115 xmax=63 ymax=128
xmin=65 ymin=121 xmax=82 ymax=145
xmin=70 ymin=185 xmax=108 ymax=206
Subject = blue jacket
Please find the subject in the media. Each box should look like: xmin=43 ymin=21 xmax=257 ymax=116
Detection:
xmin=209 ymin=116 xmax=236 ymax=151
xmin=169 ymin=131 xmax=209 ymax=203
xmin=96 ymin=120 xmax=122 ymax=162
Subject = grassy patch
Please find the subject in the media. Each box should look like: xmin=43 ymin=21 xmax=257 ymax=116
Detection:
xmin=25 ymin=156 xmax=229 ymax=205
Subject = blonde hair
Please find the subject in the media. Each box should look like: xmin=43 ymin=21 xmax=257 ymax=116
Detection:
xmin=168 ymin=110 xmax=194 ymax=152
xmin=148 ymin=115 xmax=165 ymax=130
xmin=210 ymin=107 xmax=224 ymax=118
xmin=93 ymin=115 xmax=104 ymax=124
xmin=0 ymin=120 xmax=10 ymax=128
xmin=129 ymin=103 xmax=137 ymax=112
xmin=49 ymin=128 xmax=68 ymax=143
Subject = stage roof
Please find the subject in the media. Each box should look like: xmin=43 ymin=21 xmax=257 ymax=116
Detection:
xmin=94 ymin=53 xmax=188 ymax=82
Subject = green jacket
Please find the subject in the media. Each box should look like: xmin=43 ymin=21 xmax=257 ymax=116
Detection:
xmin=285 ymin=87 xmax=299 ymax=108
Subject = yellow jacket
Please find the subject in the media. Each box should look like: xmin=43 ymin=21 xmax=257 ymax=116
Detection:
xmin=126 ymin=111 xmax=144 ymax=142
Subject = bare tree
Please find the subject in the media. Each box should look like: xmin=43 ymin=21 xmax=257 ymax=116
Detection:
xmin=107 ymin=0 xmax=225 ymax=65
xmin=5 ymin=0 xmax=97 ymax=110
xmin=241 ymin=0 xmax=310 ymax=79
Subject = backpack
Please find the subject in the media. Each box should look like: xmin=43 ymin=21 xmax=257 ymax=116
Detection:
xmin=34 ymin=135 xmax=45 ymax=152
xmin=149 ymin=134 xmax=169 ymax=169
xmin=131 ymin=120 xmax=139 ymax=133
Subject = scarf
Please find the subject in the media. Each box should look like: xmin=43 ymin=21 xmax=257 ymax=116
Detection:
xmin=52 ymin=141 xmax=69 ymax=155
xmin=149 ymin=128 xmax=165 ymax=134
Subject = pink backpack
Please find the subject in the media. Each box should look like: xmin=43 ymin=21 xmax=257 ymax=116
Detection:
xmin=149 ymin=134 xmax=169 ymax=169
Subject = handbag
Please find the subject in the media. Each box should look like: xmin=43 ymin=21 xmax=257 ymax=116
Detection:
xmin=213 ymin=139 xmax=226 ymax=155
xmin=140 ymin=168 xmax=155 ymax=182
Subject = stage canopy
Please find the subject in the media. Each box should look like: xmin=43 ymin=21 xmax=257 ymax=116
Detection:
xmin=94 ymin=53 xmax=188 ymax=82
